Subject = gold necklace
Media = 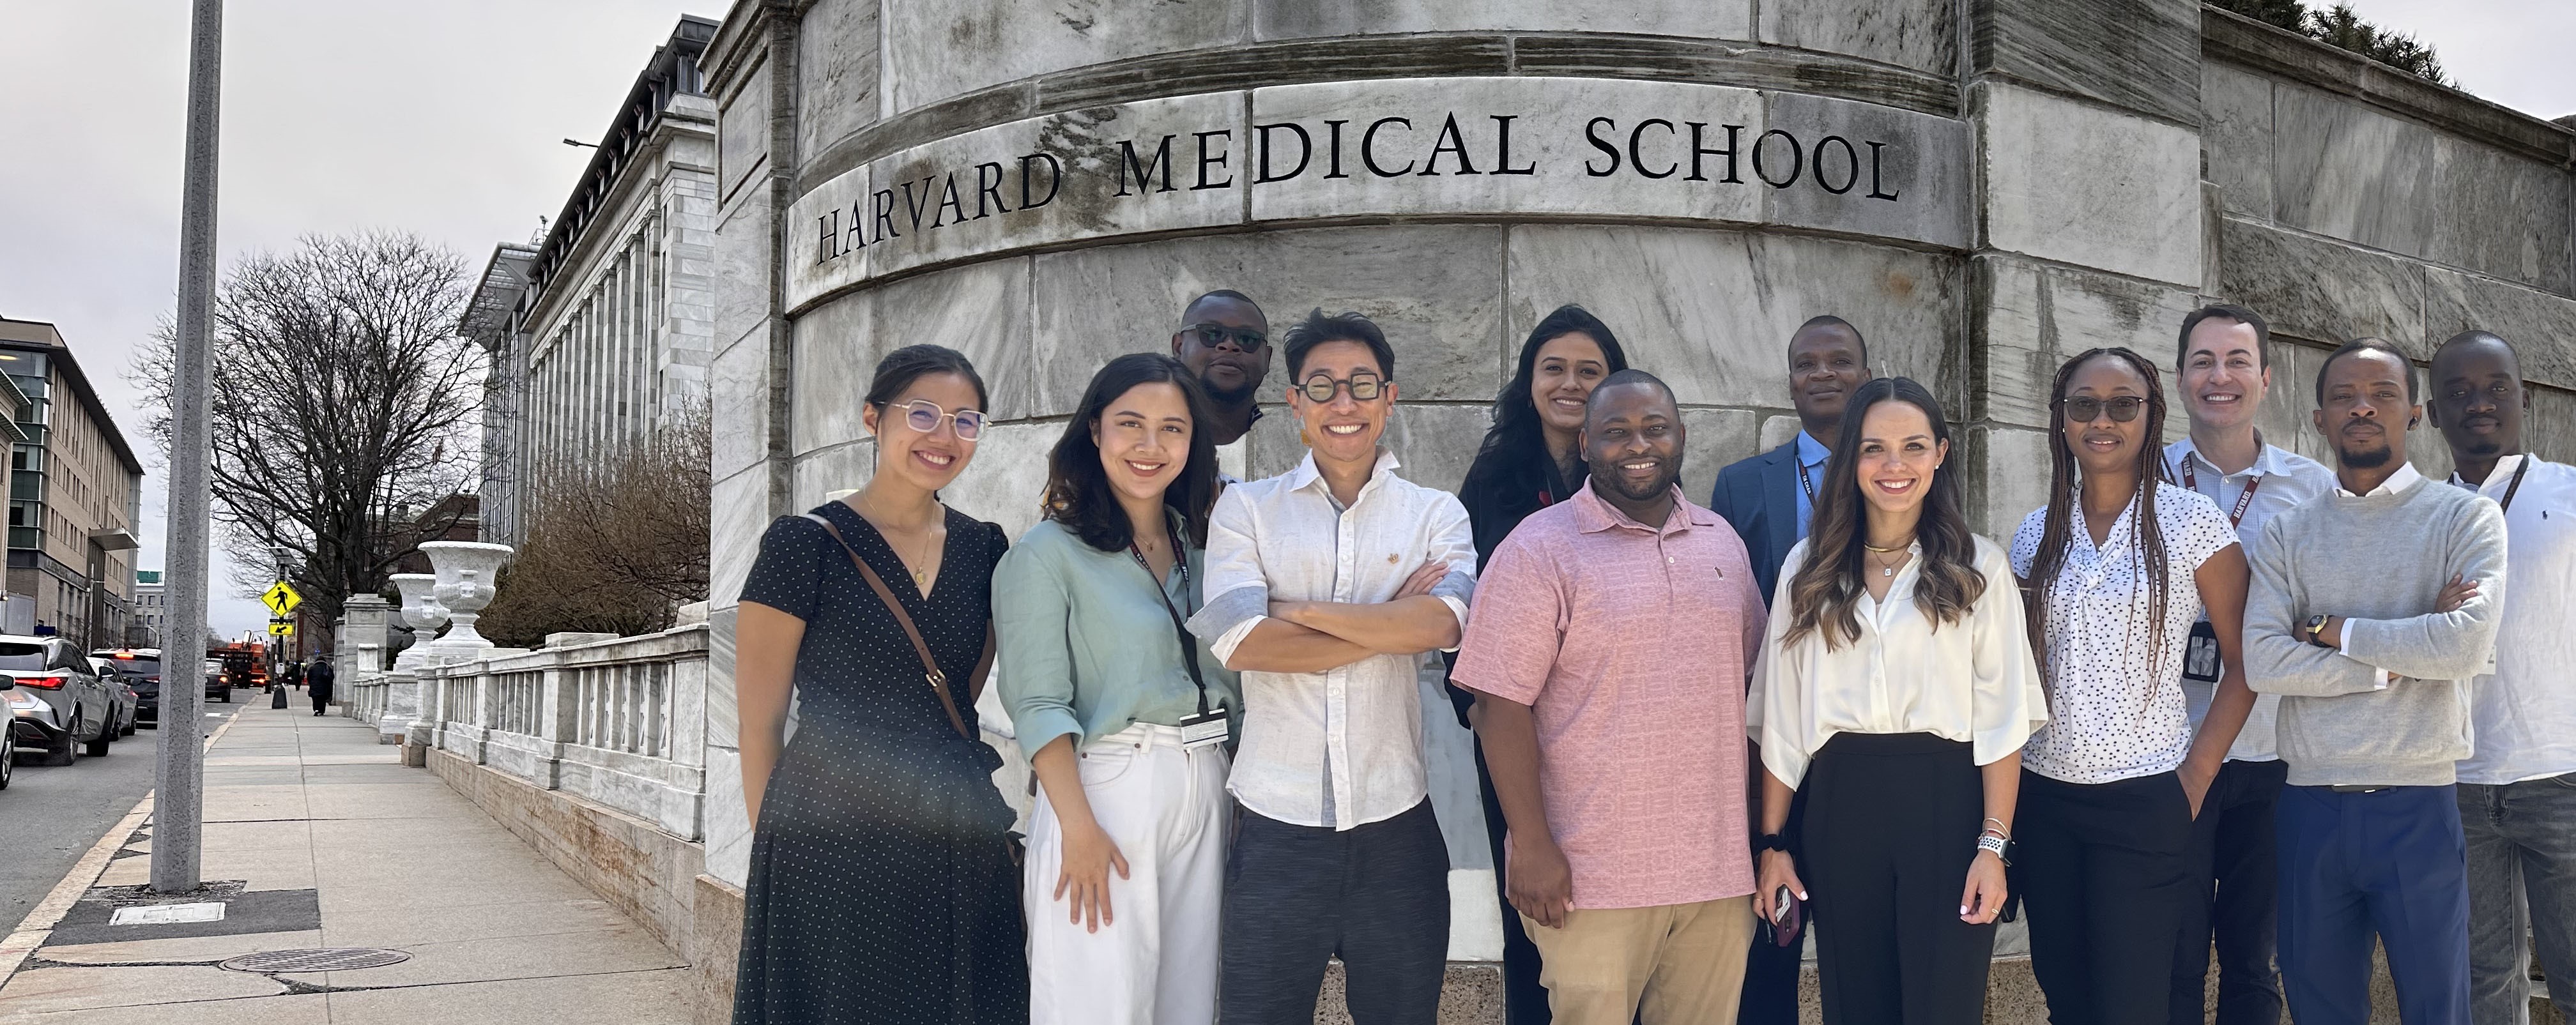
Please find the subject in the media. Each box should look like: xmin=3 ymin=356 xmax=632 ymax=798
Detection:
xmin=858 ymin=491 xmax=941 ymax=588
xmin=1864 ymin=539 xmax=1914 ymax=578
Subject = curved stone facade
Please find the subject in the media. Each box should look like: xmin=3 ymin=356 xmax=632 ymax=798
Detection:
xmin=694 ymin=1 xmax=2576 ymax=1018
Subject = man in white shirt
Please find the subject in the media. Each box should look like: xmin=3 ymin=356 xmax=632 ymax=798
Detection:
xmin=2427 ymin=330 xmax=2576 ymax=1025
xmin=1187 ymin=308 xmax=1479 ymax=1025
xmin=2162 ymin=305 xmax=2336 ymax=1025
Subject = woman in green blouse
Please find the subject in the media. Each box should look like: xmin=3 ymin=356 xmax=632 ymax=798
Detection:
xmin=994 ymin=352 xmax=1240 ymax=1025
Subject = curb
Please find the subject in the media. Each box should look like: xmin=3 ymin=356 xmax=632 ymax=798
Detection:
xmin=0 ymin=702 xmax=253 ymax=986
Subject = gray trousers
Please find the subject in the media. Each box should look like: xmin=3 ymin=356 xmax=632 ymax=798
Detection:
xmin=2458 ymin=774 xmax=2576 ymax=1025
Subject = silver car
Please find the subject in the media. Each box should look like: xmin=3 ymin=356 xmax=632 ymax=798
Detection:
xmin=1 ymin=635 xmax=116 ymax=766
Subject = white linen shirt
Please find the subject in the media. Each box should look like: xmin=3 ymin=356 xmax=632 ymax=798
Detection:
xmin=1187 ymin=449 xmax=1478 ymax=830
xmin=2011 ymin=487 xmax=2241 ymax=784
xmin=2164 ymin=436 xmax=2337 ymax=761
xmin=2450 ymin=455 xmax=2576 ymax=785
xmin=1747 ymin=535 xmax=2050 ymax=789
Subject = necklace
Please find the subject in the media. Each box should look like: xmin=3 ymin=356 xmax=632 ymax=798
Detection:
xmin=857 ymin=490 xmax=942 ymax=588
xmin=1864 ymin=538 xmax=1914 ymax=578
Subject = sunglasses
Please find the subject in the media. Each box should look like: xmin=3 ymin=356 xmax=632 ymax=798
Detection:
xmin=890 ymin=399 xmax=986 ymax=441
xmin=1183 ymin=323 xmax=1268 ymax=352
xmin=2063 ymin=395 xmax=2147 ymax=423
xmin=1296 ymin=372 xmax=1389 ymax=403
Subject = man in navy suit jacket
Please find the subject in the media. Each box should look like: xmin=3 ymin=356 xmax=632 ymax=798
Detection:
xmin=1710 ymin=316 xmax=1871 ymax=605
xmin=1706 ymin=314 xmax=1869 ymax=1025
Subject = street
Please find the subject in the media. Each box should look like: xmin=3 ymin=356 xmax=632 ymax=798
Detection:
xmin=0 ymin=692 xmax=243 ymax=929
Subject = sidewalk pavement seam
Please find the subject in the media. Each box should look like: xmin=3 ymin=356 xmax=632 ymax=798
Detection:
xmin=0 ymin=706 xmax=250 ymax=987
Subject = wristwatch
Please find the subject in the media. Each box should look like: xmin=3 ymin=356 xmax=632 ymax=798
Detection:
xmin=2304 ymin=614 xmax=2334 ymax=649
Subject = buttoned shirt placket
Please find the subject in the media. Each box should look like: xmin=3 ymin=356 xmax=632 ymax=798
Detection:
xmin=1312 ymin=471 xmax=1386 ymax=828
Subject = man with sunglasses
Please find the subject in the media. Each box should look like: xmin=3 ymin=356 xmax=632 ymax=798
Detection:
xmin=1187 ymin=308 xmax=1480 ymax=1025
xmin=2161 ymin=305 xmax=2334 ymax=1025
xmin=1170 ymin=289 xmax=1273 ymax=450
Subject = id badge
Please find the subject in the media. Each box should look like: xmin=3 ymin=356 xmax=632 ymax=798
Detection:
xmin=1179 ymin=710 xmax=1229 ymax=750
xmin=2182 ymin=620 xmax=2223 ymax=684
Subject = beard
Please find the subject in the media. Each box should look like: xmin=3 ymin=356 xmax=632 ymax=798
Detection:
xmin=1203 ymin=378 xmax=1259 ymax=404
xmin=2458 ymin=436 xmax=2505 ymax=458
xmin=2335 ymin=441 xmax=2393 ymax=469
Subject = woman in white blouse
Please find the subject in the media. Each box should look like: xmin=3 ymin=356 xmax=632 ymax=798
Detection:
xmin=2007 ymin=347 xmax=2254 ymax=1025
xmin=1751 ymin=377 xmax=2048 ymax=1025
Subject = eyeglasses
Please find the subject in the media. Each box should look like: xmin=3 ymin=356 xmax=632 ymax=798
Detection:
xmin=1183 ymin=323 xmax=1268 ymax=353
xmin=2063 ymin=396 xmax=2147 ymax=423
xmin=890 ymin=399 xmax=986 ymax=441
xmin=1297 ymin=372 xmax=1389 ymax=403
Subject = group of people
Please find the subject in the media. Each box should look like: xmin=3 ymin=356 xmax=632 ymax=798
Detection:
xmin=726 ymin=289 xmax=2575 ymax=1025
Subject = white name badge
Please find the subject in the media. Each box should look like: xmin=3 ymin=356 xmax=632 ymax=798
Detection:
xmin=1179 ymin=710 xmax=1229 ymax=750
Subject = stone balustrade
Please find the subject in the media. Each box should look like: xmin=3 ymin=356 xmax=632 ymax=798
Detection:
xmin=421 ymin=625 xmax=711 ymax=841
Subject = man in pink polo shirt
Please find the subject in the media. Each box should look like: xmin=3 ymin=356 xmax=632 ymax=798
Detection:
xmin=1453 ymin=370 xmax=1766 ymax=1025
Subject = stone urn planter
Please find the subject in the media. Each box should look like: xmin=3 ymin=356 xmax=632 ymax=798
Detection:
xmin=420 ymin=542 xmax=512 ymax=656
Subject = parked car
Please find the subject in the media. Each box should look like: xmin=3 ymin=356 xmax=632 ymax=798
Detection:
xmin=91 ymin=649 xmax=159 ymax=729
xmin=86 ymin=655 xmax=141 ymax=737
xmin=2 ymin=635 xmax=116 ymax=765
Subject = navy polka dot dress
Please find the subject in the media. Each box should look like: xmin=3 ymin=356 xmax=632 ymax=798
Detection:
xmin=732 ymin=501 xmax=1027 ymax=1025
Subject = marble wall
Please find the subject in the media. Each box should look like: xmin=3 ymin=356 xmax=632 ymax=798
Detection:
xmin=688 ymin=1 xmax=2576 ymax=1017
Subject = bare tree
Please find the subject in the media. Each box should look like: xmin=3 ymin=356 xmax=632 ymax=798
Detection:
xmin=136 ymin=232 xmax=486 ymax=628
xmin=477 ymin=403 xmax=711 ymax=646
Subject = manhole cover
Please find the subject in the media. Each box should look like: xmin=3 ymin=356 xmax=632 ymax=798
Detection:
xmin=219 ymin=948 xmax=411 ymax=973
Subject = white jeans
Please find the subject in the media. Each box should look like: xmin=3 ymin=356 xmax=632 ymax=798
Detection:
xmin=1027 ymin=722 xmax=1230 ymax=1025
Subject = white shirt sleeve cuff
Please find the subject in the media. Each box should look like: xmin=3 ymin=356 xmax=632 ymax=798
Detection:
xmin=2338 ymin=624 xmax=2392 ymax=689
xmin=1210 ymin=615 xmax=1266 ymax=665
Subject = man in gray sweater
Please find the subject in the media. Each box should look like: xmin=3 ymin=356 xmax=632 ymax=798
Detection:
xmin=2243 ymin=338 xmax=2505 ymax=1025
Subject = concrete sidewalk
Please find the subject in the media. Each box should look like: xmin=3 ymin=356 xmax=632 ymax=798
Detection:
xmin=0 ymin=697 xmax=692 ymax=1023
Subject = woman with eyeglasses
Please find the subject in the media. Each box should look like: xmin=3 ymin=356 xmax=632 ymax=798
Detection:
xmin=995 ymin=353 xmax=1241 ymax=1025
xmin=732 ymin=344 xmax=1027 ymax=1025
xmin=2006 ymin=347 xmax=2254 ymax=1025
xmin=1446 ymin=303 xmax=1628 ymax=1024
xmin=1748 ymin=377 xmax=2046 ymax=1025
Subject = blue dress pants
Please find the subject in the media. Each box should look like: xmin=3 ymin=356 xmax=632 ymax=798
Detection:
xmin=2274 ymin=784 xmax=2471 ymax=1025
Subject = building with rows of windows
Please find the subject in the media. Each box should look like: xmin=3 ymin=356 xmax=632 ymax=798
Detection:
xmin=0 ymin=317 xmax=144 ymax=649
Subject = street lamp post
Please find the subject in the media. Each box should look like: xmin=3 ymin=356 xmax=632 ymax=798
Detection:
xmin=153 ymin=0 xmax=222 ymax=893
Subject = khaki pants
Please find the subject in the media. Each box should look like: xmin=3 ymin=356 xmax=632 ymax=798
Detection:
xmin=1521 ymin=895 xmax=1754 ymax=1025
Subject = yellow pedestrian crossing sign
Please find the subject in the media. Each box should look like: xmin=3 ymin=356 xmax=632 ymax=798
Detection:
xmin=260 ymin=581 xmax=303 ymax=618
xmin=268 ymin=622 xmax=294 ymax=637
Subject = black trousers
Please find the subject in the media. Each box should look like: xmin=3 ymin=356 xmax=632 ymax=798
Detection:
xmin=1740 ymin=786 xmax=1807 ymax=1025
xmin=2169 ymin=759 xmax=2288 ymax=1025
xmin=1222 ymin=800 xmax=1450 ymax=1025
xmin=1799 ymin=733 xmax=1997 ymax=1025
xmin=1470 ymin=738 xmax=1554 ymax=1024
xmin=2019 ymin=768 xmax=2196 ymax=1025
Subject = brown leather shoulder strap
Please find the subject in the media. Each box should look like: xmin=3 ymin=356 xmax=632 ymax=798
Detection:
xmin=803 ymin=512 xmax=990 ymax=743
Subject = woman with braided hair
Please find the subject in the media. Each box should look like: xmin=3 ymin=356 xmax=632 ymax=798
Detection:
xmin=2005 ymin=347 xmax=2257 ymax=1025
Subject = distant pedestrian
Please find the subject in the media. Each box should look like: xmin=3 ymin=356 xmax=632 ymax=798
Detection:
xmin=305 ymin=656 xmax=335 ymax=715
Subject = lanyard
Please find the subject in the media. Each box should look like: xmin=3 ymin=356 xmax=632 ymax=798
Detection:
xmin=1128 ymin=542 xmax=1210 ymax=716
xmin=2182 ymin=458 xmax=2265 ymax=529
xmin=2496 ymin=457 xmax=2533 ymax=513
xmin=1795 ymin=457 xmax=1818 ymax=508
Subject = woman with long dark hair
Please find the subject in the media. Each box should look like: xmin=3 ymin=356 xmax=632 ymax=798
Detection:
xmin=732 ymin=344 xmax=1026 ymax=1024
xmin=2006 ymin=347 xmax=2255 ymax=1025
xmin=1750 ymin=377 xmax=2047 ymax=1024
xmin=1448 ymin=304 xmax=1628 ymax=1024
xmin=993 ymin=353 xmax=1240 ymax=1025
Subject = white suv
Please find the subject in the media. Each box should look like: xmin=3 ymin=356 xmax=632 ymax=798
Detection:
xmin=1 ymin=635 xmax=116 ymax=768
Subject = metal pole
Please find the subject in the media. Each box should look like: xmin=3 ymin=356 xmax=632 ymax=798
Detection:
xmin=153 ymin=0 xmax=222 ymax=893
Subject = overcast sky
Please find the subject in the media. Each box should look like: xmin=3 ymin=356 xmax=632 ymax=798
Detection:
xmin=0 ymin=1 xmax=2565 ymax=638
